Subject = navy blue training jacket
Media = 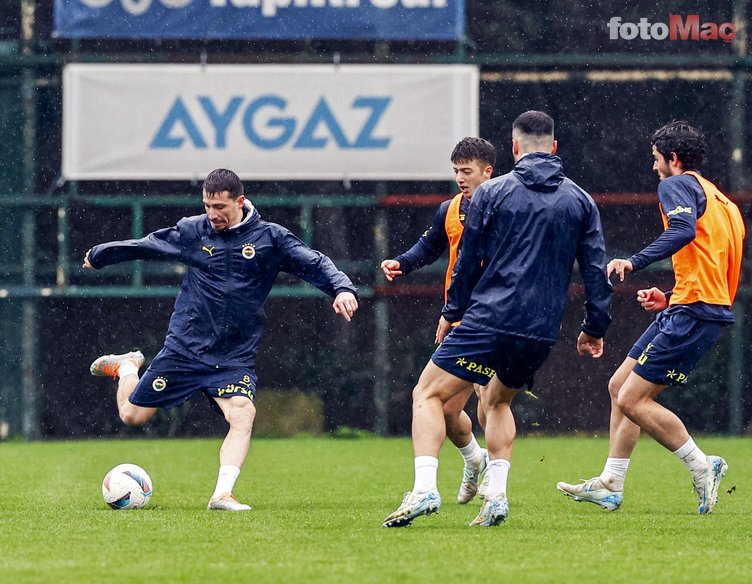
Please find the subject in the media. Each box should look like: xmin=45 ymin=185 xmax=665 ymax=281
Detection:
xmin=88 ymin=206 xmax=357 ymax=368
xmin=443 ymin=153 xmax=612 ymax=342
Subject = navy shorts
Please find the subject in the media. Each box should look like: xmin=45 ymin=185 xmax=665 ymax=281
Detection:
xmin=431 ymin=325 xmax=553 ymax=389
xmin=628 ymin=310 xmax=723 ymax=386
xmin=130 ymin=348 xmax=257 ymax=414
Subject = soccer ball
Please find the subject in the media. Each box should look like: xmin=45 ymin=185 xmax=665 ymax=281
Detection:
xmin=102 ymin=463 xmax=153 ymax=510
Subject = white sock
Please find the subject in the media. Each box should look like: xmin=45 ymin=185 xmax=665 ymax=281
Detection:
xmin=599 ymin=457 xmax=630 ymax=491
xmin=673 ymin=437 xmax=708 ymax=480
xmin=412 ymin=456 xmax=439 ymax=493
xmin=118 ymin=362 xmax=139 ymax=379
xmin=457 ymin=435 xmax=483 ymax=468
xmin=484 ymin=459 xmax=511 ymax=500
xmin=212 ymin=465 xmax=241 ymax=498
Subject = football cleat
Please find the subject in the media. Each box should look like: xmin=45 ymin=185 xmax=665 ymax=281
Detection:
xmin=469 ymin=493 xmax=509 ymax=527
xmin=693 ymin=455 xmax=728 ymax=514
xmin=458 ymin=448 xmax=488 ymax=504
xmin=556 ymin=477 xmax=623 ymax=512
xmin=207 ymin=492 xmax=252 ymax=511
xmin=478 ymin=468 xmax=490 ymax=500
xmin=90 ymin=350 xmax=144 ymax=379
xmin=383 ymin=490 xmax=441 ymax=528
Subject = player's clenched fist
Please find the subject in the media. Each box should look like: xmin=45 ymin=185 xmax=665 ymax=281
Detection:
xmin=380 ymin=259 xmax=403 ymax=282
xmin=636 ymin=287 xmax=667 ymax=313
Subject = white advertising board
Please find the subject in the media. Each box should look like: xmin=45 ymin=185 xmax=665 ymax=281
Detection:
xmin=63 ymin=64 xmax=479 ymax=181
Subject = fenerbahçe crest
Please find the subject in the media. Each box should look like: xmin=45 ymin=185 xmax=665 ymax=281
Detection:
xmin=241 ymin=243 xmax=256 ymax=260
xmin=152 ymin=377 xmax=167 ymax=392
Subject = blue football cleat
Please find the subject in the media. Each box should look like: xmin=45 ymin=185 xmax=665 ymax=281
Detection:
xmin=694 ymin=455 xmax=728 ymax=514
xmin=383 ymin=490 xmax=441 ymax=527
xmin=469 ymin=493 xmax=509 ymax=526
xmin=556 ymin=477 xmax=623 ymax=512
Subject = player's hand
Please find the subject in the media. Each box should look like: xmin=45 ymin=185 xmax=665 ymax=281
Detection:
xmin=332 ymin=292 xmax=358 ymax=322
xmin=435 ymin=316 xmax=452 ymax=344
xmin=637 ymin=287 xmax=667 ymax=313
xmin=577 ymin=332 xmax=604 ymax=358
xmin=82 ymin=249 xmax=94 ymax=269
xmin=380 ymin=259 xmax=402 ymax=282
xmin=607 ymin=258 xmax=633 ymax=281
xmin=381 ymin=260 xmax=402 ymax=282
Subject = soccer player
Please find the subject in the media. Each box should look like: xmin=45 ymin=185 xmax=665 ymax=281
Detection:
xmin=380 ymin=137 xmax=495 ymax=505
xmin=383 ymin=111 xmax=613 ymax=527
xmin=557 ymin=121 xmax=744 ymax=515
xmin=84 ymin=168 xmax=359 ymax=511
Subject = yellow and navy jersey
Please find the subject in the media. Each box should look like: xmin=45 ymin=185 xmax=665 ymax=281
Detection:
xmin=628 ymin=172 xmax=745 ymax=321
xmin=393 ymin=193 xmax=470 ymax=301
xmin=668 ymin=171 xmax=744 ymax=307
xmin=443 ymin=194 xmax=466 ymax=300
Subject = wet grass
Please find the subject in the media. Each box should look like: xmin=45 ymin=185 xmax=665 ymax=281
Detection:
xmin=0 ymin=435 xmax=750 ymax=583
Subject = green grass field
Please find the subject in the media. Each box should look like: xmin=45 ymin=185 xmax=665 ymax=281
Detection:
xmin=1 ymin=435 xmax=750 ymax=583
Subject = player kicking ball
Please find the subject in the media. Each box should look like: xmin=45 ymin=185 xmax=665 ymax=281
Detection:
xmin=86 ymin=168 xmax=358 ymax=511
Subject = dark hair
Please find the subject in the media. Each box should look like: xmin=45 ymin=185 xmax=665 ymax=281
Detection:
xmin=450 ymin=137 xmax=496 ymax=168
xmin=202 ymin=168 xmax=244 ymax=198
xmin=512 ymin=110 xmax=554 ymax=137
xmin=651 ymin=121 xmax=706 ymax=170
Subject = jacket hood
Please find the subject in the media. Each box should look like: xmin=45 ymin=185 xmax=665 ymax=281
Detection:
xmin=513 ymin=153 xmax=565 ymax=192
xmin=205 ymin=200 xmax=258 ymax=234
xmin=228 ymin=200 xmax=256 ymax=230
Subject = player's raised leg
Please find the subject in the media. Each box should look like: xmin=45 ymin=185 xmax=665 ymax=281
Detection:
xmin=207 ymin=395 xmax=256 ymax=511
xmin=90 ymin=350 xmax=156 ymax=426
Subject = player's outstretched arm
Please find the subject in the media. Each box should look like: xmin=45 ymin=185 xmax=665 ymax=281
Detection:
xmin=576 ymin=331 xmax=604 ymax=358
xmin=380 ymin=259 xmax=402 ymax=282
xmin=607 ymin=258 xmax=633 ymax=281
xmin=636 ymin=287 xmax=668 ymax=313
xmin=332 ymin=291 xmax=359 ymax=322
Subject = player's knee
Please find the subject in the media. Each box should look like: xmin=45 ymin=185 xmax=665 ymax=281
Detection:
xmin=226 ymin=399 xmax=255 ymax=432
xmin=120 ymin=409 xmax=150 ymax=427
xmin=411 ymin=382 xmax=430 ymax=405
xmin=607 ymin=375 xmax=623 ymax=401
xmin=615 ymin=390 xmax=638 ymax=418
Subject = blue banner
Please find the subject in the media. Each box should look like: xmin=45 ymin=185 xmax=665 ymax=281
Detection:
xmin=54 ymin=0 xmax=465 ymax=41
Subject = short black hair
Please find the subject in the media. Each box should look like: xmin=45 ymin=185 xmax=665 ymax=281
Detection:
xmin=202 ymin=168 xmax=244 ymax=198
xmin=651 ymin=121 xmax=706 ymax=170
xmin=512 ymin=111 xmax=554 ymax=137
xmin=450 ymin=137 xmax=496 ymax=168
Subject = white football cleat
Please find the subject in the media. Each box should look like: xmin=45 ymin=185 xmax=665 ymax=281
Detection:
xmin=694 ymin=455 xmax=728 ymax=514
xmin=556 ymin=477 xmax=623 ymax=512
xmin=478 ymin=468 xmax=490 ymax=500
xmin=207 ymin=492 xmax=252 ymax=511
xmin=458 ymin=448 xmax=488 ymax=504
xmin=90 ymin=350 xmax=144 ymax=379
xmin=383 ymin=490 xmax=441 ymax=527
xmin=469 ymin=493 xmax=509 ymax=526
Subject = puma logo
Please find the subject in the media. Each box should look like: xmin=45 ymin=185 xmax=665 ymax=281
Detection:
xmin=202 ymin=245 xmax=215 ymax=257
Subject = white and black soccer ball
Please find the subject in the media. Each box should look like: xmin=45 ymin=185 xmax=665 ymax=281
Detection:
xmin=102 ymin=463 xmax=153 ymax=510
